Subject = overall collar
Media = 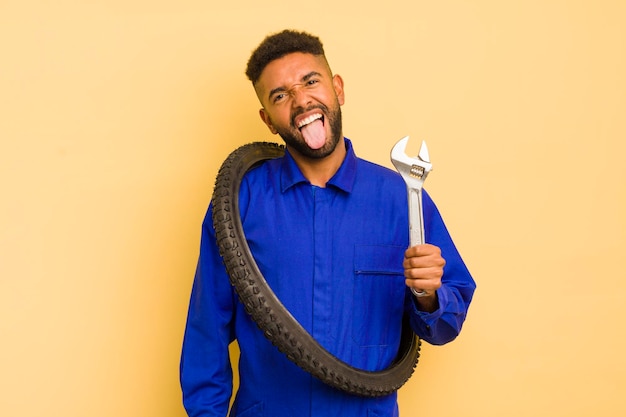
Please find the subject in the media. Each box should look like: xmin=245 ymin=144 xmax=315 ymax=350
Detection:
xmin=280 ymin=138 xmax=357 ymax=193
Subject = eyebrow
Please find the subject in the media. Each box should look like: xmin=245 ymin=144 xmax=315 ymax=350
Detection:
xmin=267 ymin=71 xmax=323 ymax=101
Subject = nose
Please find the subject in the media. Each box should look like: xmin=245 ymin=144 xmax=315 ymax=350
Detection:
xmin=290 ymin=85 xmax=311 ymax=108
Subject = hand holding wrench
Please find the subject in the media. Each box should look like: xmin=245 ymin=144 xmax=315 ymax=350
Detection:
xmin=390 ymin=136 xmax=433 ymax=297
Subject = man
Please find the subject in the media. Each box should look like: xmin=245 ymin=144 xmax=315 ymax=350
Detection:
xmin=180 ymin=29 xmax=476 ymax=417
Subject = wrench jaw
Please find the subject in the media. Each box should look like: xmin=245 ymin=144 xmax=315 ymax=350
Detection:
xmin=390 ymin=136 xmax=433 ymax=189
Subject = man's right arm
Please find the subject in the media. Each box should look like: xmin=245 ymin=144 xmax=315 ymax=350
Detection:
xmin=180 ymin=205 xmax=235 ymax=417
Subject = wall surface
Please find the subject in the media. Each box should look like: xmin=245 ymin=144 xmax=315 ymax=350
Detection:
xmin=1 ymin=1 xmax=625 ymax=416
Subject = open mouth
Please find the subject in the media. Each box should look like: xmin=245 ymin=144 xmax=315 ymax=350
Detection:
xmin=295 ymin=112 xmax=326 ymax=149
xmin=297 ymin=113 xmax=324 ymax=130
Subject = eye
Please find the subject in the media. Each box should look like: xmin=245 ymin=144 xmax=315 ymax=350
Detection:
xmin=272 ymin=93 xmax=286 ymax=103
xmin=306 ymin=79 xmax=319 ymax=86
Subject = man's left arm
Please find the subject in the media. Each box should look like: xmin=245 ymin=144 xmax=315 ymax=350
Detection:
xmin=403 ymin=191 xmax=476 ymax=345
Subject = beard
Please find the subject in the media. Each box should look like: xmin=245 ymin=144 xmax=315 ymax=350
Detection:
xmin=273 ymin=102 xmax=343 ymax=160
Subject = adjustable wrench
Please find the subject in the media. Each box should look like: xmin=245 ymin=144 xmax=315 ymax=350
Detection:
xmin=390 ymin=136 xmax=433 ymax=297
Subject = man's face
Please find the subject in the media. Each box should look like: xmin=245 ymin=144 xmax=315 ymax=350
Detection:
xmin=254 ymin=52 xmax=345 ymax=159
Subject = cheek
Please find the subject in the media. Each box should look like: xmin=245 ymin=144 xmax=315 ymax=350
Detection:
xmin=266 ymin=111 xmax=296 ymax=134
xmin=275 ymin=109 xmax=296 ymax=128
xmin=319 ymin=90 xmax=342 ymax=108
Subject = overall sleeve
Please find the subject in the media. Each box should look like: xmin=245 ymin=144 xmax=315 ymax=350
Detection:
xmin=180 ymin=205 xmax=236 ymax=417
xmin=406 ymin=190 xmax=476 ymax=346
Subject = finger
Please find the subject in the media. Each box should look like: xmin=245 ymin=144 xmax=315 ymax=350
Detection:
xmin=405 ymin=243 xmax=441 ymax=258
xmin=406 ymin=276 xmax=442 ymax=292
xmin=404 ymin=265 xmax=444 ymax=280
xmin=403 ymin=254 xmax=446 ymax=270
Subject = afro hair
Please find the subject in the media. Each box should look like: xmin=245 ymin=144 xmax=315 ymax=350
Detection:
xmin=245 ymin=29 xmax=326 ymax=84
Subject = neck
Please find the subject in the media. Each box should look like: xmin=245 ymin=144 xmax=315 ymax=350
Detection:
xmin=288 ymin=140 xmax=347 ymax=187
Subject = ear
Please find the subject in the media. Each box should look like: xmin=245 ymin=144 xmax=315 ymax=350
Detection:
xmin=332 ymin=74 xmax=345 ymax=106
xmin=259 ymin=108 xmax=278 ymax=134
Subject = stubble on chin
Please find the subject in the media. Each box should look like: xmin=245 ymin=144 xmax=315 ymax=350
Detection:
xmin=279 ymin=106 xmax=343 ymax=159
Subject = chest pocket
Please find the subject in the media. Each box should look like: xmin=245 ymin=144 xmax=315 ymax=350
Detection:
xmin=352 ymin=244 xmax=406 ymax=347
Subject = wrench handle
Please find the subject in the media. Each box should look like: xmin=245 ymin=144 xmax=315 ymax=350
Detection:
xmin=407 ymin=187 xmax=425 ymax=247
xmin=407 ymin=186 xmax=427 ymax=297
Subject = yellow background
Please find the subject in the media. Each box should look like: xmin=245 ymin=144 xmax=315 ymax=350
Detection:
xmin=1 ymin=1 xmax=625 ymax=416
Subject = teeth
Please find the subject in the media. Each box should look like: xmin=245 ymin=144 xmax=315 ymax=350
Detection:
xmin=297 ymin=113 xmax=322 ymax=128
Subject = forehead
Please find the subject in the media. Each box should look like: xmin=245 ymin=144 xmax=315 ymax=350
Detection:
xmin=255 ymin=52 xmax=331 ymax=96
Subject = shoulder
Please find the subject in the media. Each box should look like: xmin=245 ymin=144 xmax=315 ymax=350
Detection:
xmin=356 ymin=157 xmax=405 ymax=187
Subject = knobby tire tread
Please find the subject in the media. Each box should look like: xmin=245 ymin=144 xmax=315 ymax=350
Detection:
xmin=211 ymin=142 xmax=421 ymax=397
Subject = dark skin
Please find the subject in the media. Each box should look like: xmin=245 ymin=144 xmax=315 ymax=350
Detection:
xmin=254 ymin=52 xmax=444 ymax=312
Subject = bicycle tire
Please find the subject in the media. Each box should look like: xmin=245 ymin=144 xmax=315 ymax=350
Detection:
xmin=211 ymin=141 xmax=421 ymax=397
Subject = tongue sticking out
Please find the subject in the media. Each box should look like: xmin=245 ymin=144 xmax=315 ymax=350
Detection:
xmin=300 ymin=119 xmax=326 ymax=150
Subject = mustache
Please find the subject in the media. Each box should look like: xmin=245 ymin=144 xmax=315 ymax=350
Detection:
xmin=290 ymin=104 xmax=328 ymax=128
